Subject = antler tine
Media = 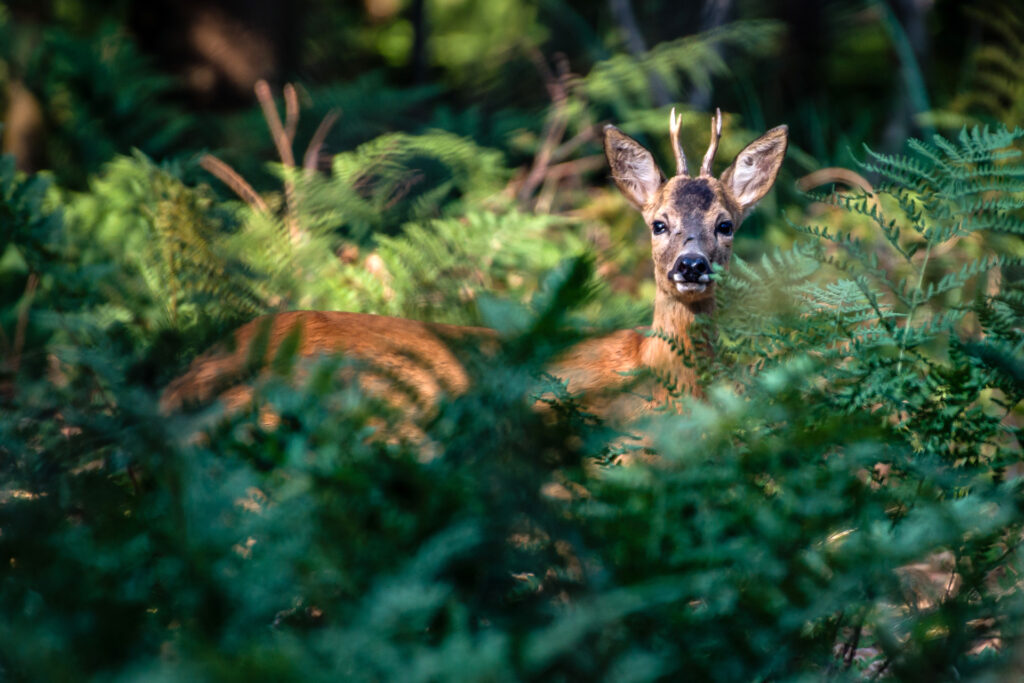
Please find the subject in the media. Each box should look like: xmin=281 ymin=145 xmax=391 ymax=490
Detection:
xmin=668 ymin=107 xmax=688 ymax=177
xmin=699 ymin=107 xmax=723 ymax=177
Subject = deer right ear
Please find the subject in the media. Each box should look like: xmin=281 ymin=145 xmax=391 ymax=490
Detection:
xmin=604 ymin=125 xmax=664 ymax=210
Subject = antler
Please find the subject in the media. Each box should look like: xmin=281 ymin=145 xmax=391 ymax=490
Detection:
xmin=668 ymin=107 xmax=688 ymax=177
xmin=699 ymin=107 xmax=722 ymax=177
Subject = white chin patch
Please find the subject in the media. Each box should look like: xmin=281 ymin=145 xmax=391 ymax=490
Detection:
xmin=675 ymin=282 xmax=707 ymax=294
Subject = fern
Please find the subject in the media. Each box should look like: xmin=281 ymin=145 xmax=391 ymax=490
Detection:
xmin=921 ymin=5 xmax=1024 ymax=129
xmin=369 ymin=210 xmax=587 ymax=325
xmin=60 ymin=152 xmax=264 ymax=348
xmin=148 ymin=128 xmax=518 ymax=322
xmin=310 ymin=130 xmax=509 ymax=243
xmin=216 ymin=74 xmax=443 ymax=192
xmin=609 ymin=127 xmax=1024 ymax=678
xmin=9 ymin=23 xmax=196 ymax=187
xmin=582 ymin=20 xmax=783 ymax=114
xmin=714 ymin=123 xmax=1024 ymax=472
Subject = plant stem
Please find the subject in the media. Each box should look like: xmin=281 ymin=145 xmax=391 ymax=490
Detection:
xmin=896 ymin=238 xmax=932 ymax=377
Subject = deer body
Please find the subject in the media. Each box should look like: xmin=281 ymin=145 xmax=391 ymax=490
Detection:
xmin=159 ymin=310 xmax=496 ymax=417
xmin=161 ymin=110 xmax=787 ymax=423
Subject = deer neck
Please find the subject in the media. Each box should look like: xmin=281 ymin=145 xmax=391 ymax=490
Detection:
xmin=641 ymin=292 xmax=715 ymax=399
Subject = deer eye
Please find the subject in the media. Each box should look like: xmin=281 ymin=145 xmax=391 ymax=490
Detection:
xmin=716 ymin=220 xmax=734 ymax=236
xmin=652 ymin=220 xmax=668 ymax=235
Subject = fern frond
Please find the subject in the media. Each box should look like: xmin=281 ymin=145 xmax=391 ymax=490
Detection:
xmin=582 ymin=20 xmax=783 ymax=110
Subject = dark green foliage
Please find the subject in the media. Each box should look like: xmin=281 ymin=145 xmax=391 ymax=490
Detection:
xmin=2 ymin=3 xmax=1024 ymax=679
xmin=3 ymin=121 xmax=1024 ymax=681
xmin=217 ymin=74 xmax=445 ymax=190
xmin=292 ymin=130 xmax=509 ymax=244
xmin=924 ymin=5 xmax=1024 ymax=128
xmin=372 ymin=210 xmax=587 ymax=324
xmin=61 ymin=152 xmax=264 ymax=347
xmin=582 ymin=20 xmax=784 ymax=115
xmin=694 ymin=125 xmax=1024 ymax=676
xmin=4 ymin=23 xmax=197 ymax=187
xmin=586 ymin=361 xmax=1017 ymax=681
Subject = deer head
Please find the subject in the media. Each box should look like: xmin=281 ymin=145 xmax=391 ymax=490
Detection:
xmin=604 ymin=109 xmax=788 ymax=304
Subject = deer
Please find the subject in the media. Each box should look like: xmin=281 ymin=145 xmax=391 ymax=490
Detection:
xmin=159 ymin=109 xmax=788 ymax=428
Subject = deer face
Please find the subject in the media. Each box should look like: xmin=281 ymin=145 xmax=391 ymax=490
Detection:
xmin=604 ymin=111 xmax=788 ymax=303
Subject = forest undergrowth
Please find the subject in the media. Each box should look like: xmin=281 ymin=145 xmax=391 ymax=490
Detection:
xmin=1 ymin=9 xmax=1024 ymax=681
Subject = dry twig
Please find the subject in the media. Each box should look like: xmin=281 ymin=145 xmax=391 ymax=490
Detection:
xmin=199 ymin=154 xmax=270 ymax=213
xmin=4 ymin=272 xmax=39 ymax=377
xmin=254 ymin=80 xmax=302 ymax=242
xmin=255 ymin=79 xmax=296 ymax=168
xmin=796 ymin=167 xmax=875 ymax=195
xmin=283 ymin=83 xmax=299 ymax=148
xmin=518 ymin=51 xmax=573 ymax=205
xmin=304 ymin=109 xmax=341 ymax=172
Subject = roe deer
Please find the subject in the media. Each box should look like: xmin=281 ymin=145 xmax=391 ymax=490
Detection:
xmin=160 ymin=109 xmax=787 ymax=423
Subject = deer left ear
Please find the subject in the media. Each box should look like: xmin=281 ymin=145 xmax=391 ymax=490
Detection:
xmin=720 ymin=125 xmax=788 ymax=215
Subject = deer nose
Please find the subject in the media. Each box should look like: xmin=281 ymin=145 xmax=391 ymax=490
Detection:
xmin=671 ymin=254 xmax=711 ymax=283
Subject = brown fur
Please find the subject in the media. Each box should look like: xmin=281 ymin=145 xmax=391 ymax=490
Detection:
xmin=160 ymin=311 xmax=495 ymax=417
xmin=161 ymin=114 xmax=788 ymax=426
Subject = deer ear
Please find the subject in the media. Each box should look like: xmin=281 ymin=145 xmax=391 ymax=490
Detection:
xmin=720 ymin=125 xmax=788 ymax=215
xmin=604 ymin=125 xmax=664 ymax=209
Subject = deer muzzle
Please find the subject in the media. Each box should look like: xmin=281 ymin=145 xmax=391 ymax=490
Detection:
xmin=671 ymin=253 xmax=712 ymax=286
